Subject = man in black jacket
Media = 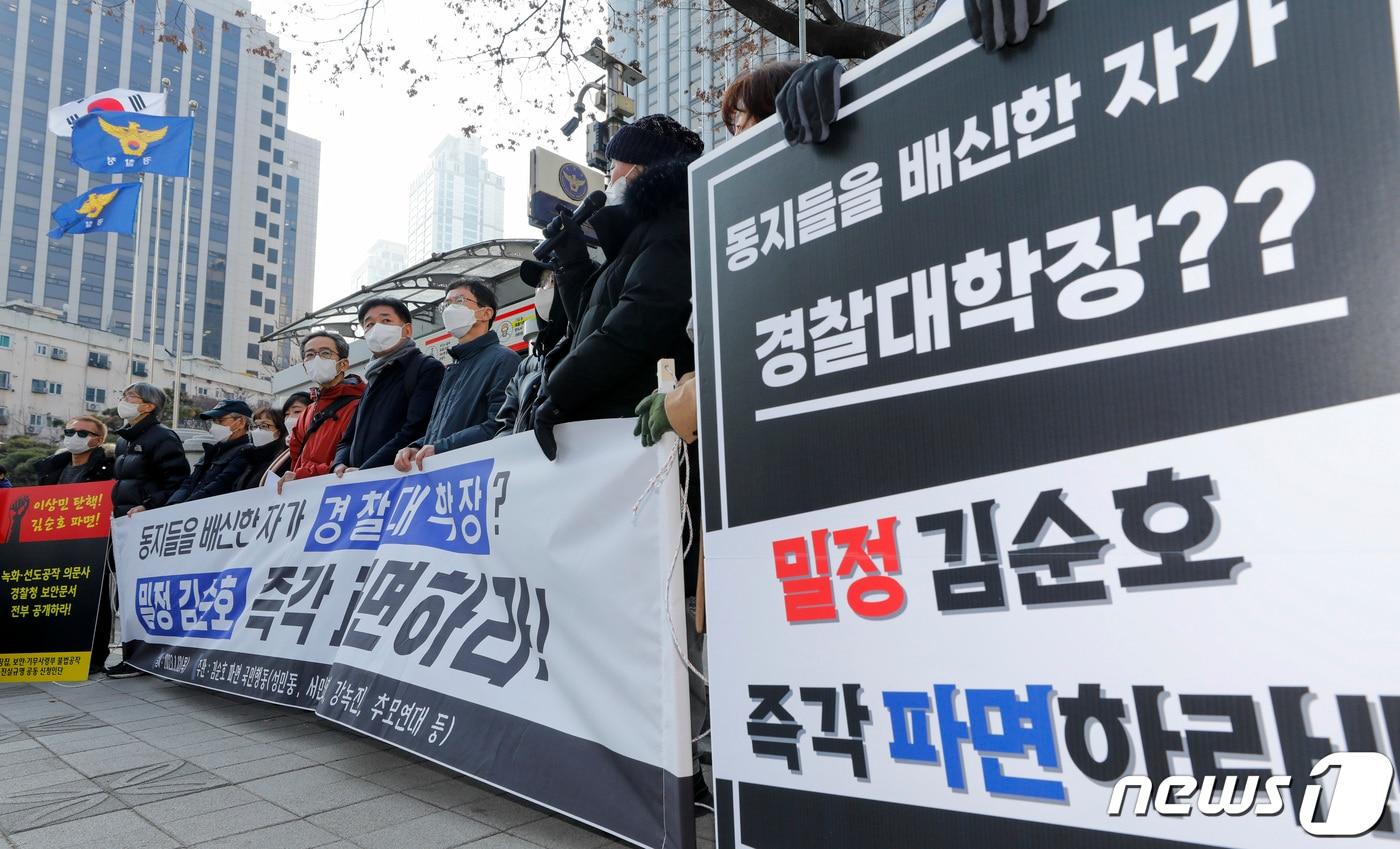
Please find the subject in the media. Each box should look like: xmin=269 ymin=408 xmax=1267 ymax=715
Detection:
xmin=106 ymin=382 xmax=191 ymax=677
xmin=36 ymin=415 xmax=114 ymax=485
xmin=496 ymin=260 xmax=565 ymax=436
xmin=395 ymin=278 xmax=519 ymax=471
xmin=167 ymin=399 xmax=253 ymax=505
xmin=114 ymin=383 xmax=191 ymax=517
xmin=334 ymin=297 xmax=445 ymax=475
xmin=534 ymin=114 xmax=703 ymax=457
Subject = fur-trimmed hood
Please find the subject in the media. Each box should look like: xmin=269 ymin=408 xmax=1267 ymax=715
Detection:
xmin=623 ymin=157 xmax=693 ymax=219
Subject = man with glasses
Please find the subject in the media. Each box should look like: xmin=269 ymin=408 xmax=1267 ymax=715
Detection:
xmin=394 ymin=277 xmax=519 ymax=472
xmin=278 ymin=331 xmax=365 ymax=492
xmin=36 ymin=415 xmax=114 ymax=486
xmin=166 ymin=399 xmax=253 ymax=505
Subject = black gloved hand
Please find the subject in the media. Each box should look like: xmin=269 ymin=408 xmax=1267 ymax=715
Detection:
xmin=965 ymin=0 xmax=1047 ymax=51
xmin=533 ymin=396 xmax=561 ymax=462
xmin=544 ymin=208 xmax=591 ymax=269
xmin=775 ymin=56 xmax=842 ymax=146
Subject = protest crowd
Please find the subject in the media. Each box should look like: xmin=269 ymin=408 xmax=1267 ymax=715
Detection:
xmin=20 ymin=0 xmax=1045 ymax=824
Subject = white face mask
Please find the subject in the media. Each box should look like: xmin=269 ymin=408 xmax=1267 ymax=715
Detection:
xmin=209 ymin=423 xmax=233 ymax=442
xmin=442 ymin=304 xmax=478 ymax=338
xmin=364 ymin=322 xmax=405 ymax=354
xmin=534 ymin=285 xmax=555 ymax=322
xmin=249 ymin=428 xmax=277 ymax=448
xmin=604 ymin=165 xmax=638 ymax=206
xmin=284 ymin=414 xmax=300 ymax=434
xmin=117 ymin=400 xmax=141 ymax=420
xmin=304 ymin=357 xmax=341 ymax=386
xmin=62 ymin=434 xmax=94 ymax=454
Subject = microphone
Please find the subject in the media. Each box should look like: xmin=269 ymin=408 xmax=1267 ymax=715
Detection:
xmin=534 ymin=190 xmax=607 ymax=261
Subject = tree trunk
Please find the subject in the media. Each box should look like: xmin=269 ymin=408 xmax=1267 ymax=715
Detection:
xmin=722 ymin=0 xmax=902 ymax=60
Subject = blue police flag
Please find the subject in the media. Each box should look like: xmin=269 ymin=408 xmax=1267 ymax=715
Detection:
xmin=70 ymin=112 xmax=193 ymax=176
xmin=48 ymin=182 xmax=143 ymax=239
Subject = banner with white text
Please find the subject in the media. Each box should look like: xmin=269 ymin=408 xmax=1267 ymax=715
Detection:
xmin=113 ymin=421 xmax=694 ymax=849
xmin=689 ymin=0 xmax=1400 ymax=846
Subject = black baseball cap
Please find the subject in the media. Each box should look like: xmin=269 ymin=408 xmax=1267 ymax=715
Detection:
xmin=519 ymin=259 xmax=551 ymax=288
xmin=199 ymin=399 xmax=253 ymax=419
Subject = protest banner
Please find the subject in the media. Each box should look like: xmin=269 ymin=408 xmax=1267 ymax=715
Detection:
xmin=113 ymin=422 xmax=695 ymax=849
xmin=0 ymin=481 xmax=114 ymax=682
xmin=689 ymin=1 xmax=1400 ymax=846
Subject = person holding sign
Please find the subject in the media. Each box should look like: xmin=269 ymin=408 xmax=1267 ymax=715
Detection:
xmin=279 ymin=333 xmax=365 ymax=493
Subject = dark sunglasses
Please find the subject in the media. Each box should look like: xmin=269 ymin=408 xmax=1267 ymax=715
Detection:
xmin=63 ymin=429 xmax=98 ymax=438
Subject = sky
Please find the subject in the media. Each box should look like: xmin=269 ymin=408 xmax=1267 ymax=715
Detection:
xmin=253 ymin=1 xmax=606 ymax=308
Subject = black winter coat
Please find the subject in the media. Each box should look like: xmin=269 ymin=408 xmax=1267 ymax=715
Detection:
xmin=35 ymin=450 xmax=114 ymax=486
xmin=545 ymin=158 xmax=697 ymax=420
xmin=168 ymin=435 xmax=251 ymax=505
xmin=113 ymin=416 xmax=191 ymax=517
xmin=334 ymin=344 xmax=445 ymax=470
xmin=495 ymin=316 xmax=564 ymax=436
xmin=235 ymin=439 xmax=287 ymax=491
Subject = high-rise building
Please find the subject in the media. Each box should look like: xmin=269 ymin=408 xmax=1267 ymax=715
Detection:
xmin=406 ymin=135 xmax=506 ymax=262
xmin=0 ymin=0 xmax=319 ymax=378
xmin=349 ymin=239 xmax=408 ymax=291
xmin=609 ymin=2 xmax=918 ymax=150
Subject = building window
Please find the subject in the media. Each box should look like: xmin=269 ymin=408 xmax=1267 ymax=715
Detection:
xmin=257 ymin=161 xmax=270 ymax=177
xmin=256 ymin=186 xmax=268 ymax=202
xmin=250 ymin=290 xmax=263 ymax=306
xmin=253 ymin=238 xmax=266 ymax=254
xmin=85 ymin=387 xmax=106 ymax=404
xmin=248 ymin=317 xmax=261 ymax=332
xmin=270 ymin=198 xmax=281 ymax=213
xmin=277 ymin=76 xmax=288 ymax=92
xmin=260 ymin=110 xmax=273 ymax=127
xmin=272 ymin=174 xmax=283 ymax=189
xmin=132 ymin=360 xmax=147 ymax=377
xmin=0 ymin=334 xmax=9 ymax=349
xmin=34 ymin=342 xmax=48 ymax=356
xmin=262 ymin=85 xmax=274 ymax=101
xmin=266 ymin=273 xmax=277 ymax=287
xmin=252 ymin=263 xmax=264 ymax=279
xmin=258 ymin=135 xmax=271 ymax=151
xmin=0 ymin=371 xmax=10 ymax=390
xmin=261 ymin=350 xmax=274 ymax=366
xmin=264 ymin=300 xmax=275 ymax=315
xmin=272 ymin=149 xmax=284 ymax=164
xmin=255 ymin=212 xmax=267 ymax=228
xmin=264 ymin=59 xmax=276 ymax=76
xmin=274 ymin=125 xmax=285 ymax=140
xmin=86 ymin=352 xmax=111 ymax=369
xmin=29 ymin=414 xmax=45 ymax=428
xmin=268 ymin=223 xmax=280 ymax=238
xmin=247 ymin=343 xmax=260 ymax=360
xmin=32 ymin=379 xmax=61 ymax=395
xmin=267 ymin=248 xmax=279 ymax=264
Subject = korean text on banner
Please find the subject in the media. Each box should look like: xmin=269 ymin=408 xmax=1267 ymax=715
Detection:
xmin=689 ymin=1 xmax=1400 ymax=847
xmin=0 ymin=481 xmax=114 ymax=682
xmin=113 ymin=421 xmax=695 ymax=849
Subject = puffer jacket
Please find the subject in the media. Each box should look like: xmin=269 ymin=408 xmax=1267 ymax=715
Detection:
xmin=113 ymin=415 xmax=191 ymax=517
xmin=495 ymin=316 xmax=564 ymax=436
xmin=288 ymin=375 xmax=365 ymax=480
xmin=544 ymin=157 xmax=697 ymax=420
xmin=167 ymin=435 xmax=251 ymax=505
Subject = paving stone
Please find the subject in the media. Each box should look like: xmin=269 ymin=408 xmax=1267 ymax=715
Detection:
xmin=457 ymin=834 xmax=543 ymax=849
xmin=355 ymin=808 xmax=498 ymax=849
xmin=10 ymin=808 xmax=178 ymax=849
xmin=322 ymin=747 xmax=413 ymax=777
xmin=209 ymin=752 xmax=317 ymax=784
xmin=454 ymin=793 xmax=550 ymax=831
xmin=134 ymin=785 xmax=261 ymax=824
xmin=363 ymin=761 xmax=447 ymax=791
xmin=185 ymin=742 xmax=288 ymax=770
xmin=161 ymin=799 xmax=299 ymax=844
xmin=59 ymin=740 xmax=173 ymax=778
xmin=94 ymin=759 xmax=227 ymax=804
xmin=509 ymin=815 xmax=619 ymax=849
xmin=304 ymin=791 xmax=440 ymax=838
xmin=405 ymin=777 xmax=500 ymax=810
xmin=0 ymin=783 xmax=123 ymax=834
xmin=189 ymin=818 xmax=341 ymax=849
xmin=243 ymin=766 xmax=390 ymax=816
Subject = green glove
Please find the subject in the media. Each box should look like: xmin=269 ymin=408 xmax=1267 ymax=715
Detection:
xmin=633 ymin=392 xmax=673 ymax=447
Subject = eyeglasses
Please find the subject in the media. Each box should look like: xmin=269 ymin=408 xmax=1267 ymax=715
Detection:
xmin=442 ymin=296 xmax=479 ymax=310
xmin=63 ymin=429 xmax=97 ymax=438
xmin=252 ymin=421 xmax=278 ymax=431
xmin=302 ymin=350 xmax=340 ymax=361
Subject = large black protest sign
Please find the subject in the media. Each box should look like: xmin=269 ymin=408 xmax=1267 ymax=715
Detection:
xmin=694 ymin=2 xmax=1400 ymax=848
xmin=690 ymin=0 xmax=1400 ymax=531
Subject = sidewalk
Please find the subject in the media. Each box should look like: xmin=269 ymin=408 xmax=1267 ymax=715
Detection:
xmin=0 ymin=676 xmax=715 ymax=849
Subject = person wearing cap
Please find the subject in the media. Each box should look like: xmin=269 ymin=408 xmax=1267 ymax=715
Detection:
xmin=166 ymin=399 xmax=253 ymax=505
xmin=495 ymin=259 xmax=566 ymax=436
xmin=532 ymin=113 xmax=704 ymax=459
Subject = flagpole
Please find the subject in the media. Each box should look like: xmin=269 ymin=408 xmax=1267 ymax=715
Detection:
xmin=125 ymin=172 xmax=150 ymax=383
xmin=171 ymin=98 xmax=198 ymax=429
xmin=147 ymin=77 xmax=171 ymax=384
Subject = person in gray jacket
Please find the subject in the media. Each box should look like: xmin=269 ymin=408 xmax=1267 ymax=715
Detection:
xmin=395 ymin=276 xmax=520 ymax=472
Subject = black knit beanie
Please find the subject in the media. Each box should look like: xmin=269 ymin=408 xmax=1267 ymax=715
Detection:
xmin=604 ymin=114 xmax=704 ymax=166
